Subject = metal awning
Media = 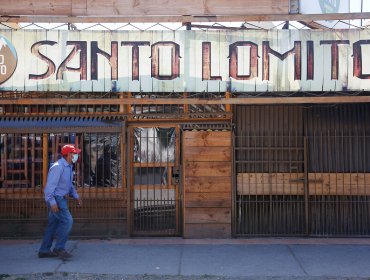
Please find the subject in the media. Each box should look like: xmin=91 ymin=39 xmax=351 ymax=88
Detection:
xmin=0 ymin=117 xmax=124 ymax=133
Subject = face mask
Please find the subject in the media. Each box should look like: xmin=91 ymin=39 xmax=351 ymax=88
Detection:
xmin=72 ymin=154 xmax=79 ymax=164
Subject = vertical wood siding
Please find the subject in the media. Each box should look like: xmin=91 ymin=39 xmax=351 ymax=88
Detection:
xmin=183 ymin=131 xmax=232 ymax=238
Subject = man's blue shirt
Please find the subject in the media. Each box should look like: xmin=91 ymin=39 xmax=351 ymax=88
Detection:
xmin=44 ymin=157 xmax=79 ymax=206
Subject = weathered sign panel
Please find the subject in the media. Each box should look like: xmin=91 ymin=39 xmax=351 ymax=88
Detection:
xmin=0 ymin=29 xmax=370 ymax=93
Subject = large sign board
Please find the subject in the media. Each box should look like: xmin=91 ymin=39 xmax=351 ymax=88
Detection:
xmin=0 ymin=30 xmax=370 ymax=93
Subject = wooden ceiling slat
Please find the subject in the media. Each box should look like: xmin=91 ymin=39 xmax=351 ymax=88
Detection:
xmin=84 ymin=0 xmax=288 ymax=16
xmin=0 ymin=0 xmax=369 ymax=24
xmin=1 ymin=12 xmax=369 ymax=24
xmin=2 ymin=0 xmax=72 ymax=16
xmin=71 ymin=0 xmax=87 ymax=16
xmin=0 ymin=0 xmax=289 ymax=17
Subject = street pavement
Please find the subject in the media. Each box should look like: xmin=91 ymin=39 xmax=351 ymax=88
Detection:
xmin=1 ymin=238 xmax=370 ymax=279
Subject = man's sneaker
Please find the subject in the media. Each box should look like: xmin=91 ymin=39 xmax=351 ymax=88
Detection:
xmin=38 ymin=251 xmax=58 ymax=258
xmin=53 ymin=248 xmax=73 ymax=260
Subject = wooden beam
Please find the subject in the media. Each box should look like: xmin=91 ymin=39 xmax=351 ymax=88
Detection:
xmin=0 ymin=187 xmax=126 ymax=199
xmin=298 ymin=21 xmax=328 ymax=29
xmin=1 ymin=96 xmax=370 ymax=105
xmin=237 ymin=173 xmax=370 ymax=196
xmin=1 ymin=12 xmax=369 ymax=24
xmin=0 ymin=0 xmax=288 ymax=17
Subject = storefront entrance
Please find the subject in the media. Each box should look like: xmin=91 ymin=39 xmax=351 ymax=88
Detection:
xmin=128 ymin=125 xmax=181 ymax=236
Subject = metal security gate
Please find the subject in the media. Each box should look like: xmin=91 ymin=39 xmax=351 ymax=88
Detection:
xmin=0 ymin=118 xmax=126 ymax=238
xmin=128 ymin=125 xmax=181 ymax=236
xmin=306 ymin=105 xmax=370 ymax=236
xmin=234 ymin=105 xmax=306 ymax=235
xmin=234 ymin=104 xmax=370 ymax=236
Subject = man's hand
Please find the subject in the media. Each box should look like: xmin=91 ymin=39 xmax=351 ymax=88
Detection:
xmin=76 ymin=198 xmax=82 ymax=206
xmin=50 ymin=204 xmax=59 ymax=213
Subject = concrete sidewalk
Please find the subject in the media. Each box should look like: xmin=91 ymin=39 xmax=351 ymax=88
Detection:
xmin=1 ymin=238 xmax=370 ymax=279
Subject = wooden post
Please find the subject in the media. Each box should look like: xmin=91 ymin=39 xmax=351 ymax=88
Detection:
xmin=126 ymin=92 xmax=132 ymax=114
xmin=42 ymin=133 xmax=48 ymax=190
xmin=127 ymin=126 xmax=133 ymax=237
xmin=24 ymin=136 xmax=28 ymax=180
xmin=121 ymin=123 xmax=128 ymax=235
xmin=304 ymin=136 xmax=309 ymax=235
xmin=119 ymin=92 xmax=125 ymax=113
xmin=183 ymin=92 xmax=188 ymax=113
xmin=31 ymin=135 xmax=35 ymax=188
xmin=225 ymin=91 xmax=231 ymax=112
xmin=75 ymin=135 xmax=81 ymax=188
xmin=3 ymin=135 xmax=8 ymax=182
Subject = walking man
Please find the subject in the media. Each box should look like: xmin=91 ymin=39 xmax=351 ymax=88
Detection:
xmin=38 ymin=144 xmax=82 ymax=260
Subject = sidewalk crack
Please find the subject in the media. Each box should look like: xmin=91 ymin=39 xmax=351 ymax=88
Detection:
xmin=54 ymin=259 xmax=65 ymax=272
xmin=55 ymin=241 xmax=79 ymax=272
xmin=287 ymin=245 xmax=309 ymax=276
xmin=70 ymin=240 xmax=79 ymax=253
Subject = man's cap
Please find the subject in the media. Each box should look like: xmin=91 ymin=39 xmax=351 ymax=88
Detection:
xmin=61 ymin=144 xmax=81 ymax=156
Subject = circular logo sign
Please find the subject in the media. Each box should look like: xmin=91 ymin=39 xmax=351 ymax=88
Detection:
xmin=0 ymin=35 xmax=17 ymax=84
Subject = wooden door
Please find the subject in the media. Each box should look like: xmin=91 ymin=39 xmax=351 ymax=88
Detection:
xmin=182 ymin=130 xmax=232 ymax=238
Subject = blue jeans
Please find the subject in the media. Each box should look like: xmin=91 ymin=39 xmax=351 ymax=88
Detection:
xmin=39 ymin=196 xmax=73 ymax=253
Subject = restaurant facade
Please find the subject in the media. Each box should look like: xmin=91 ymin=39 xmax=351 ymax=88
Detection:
xmin=0 ymin=29 xmax=369 ymax=238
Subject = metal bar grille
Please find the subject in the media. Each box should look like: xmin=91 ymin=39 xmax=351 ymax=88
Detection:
xmin=235 ymin=134 xmax=306 ymax=235
xmin=0 ymin=125 xmax=126 ymax=238
xmin=130 ymin=126 xmax=180 ymax=236
xmin=0 ymin=133 xmax=44 ymax=189
xmin=234 ymin=105 xmax=304 ymax=236
xmin=305 ymin=104 xmax=370 ymax=236
xmin=234 ymin=104 xmax=370 ymax=237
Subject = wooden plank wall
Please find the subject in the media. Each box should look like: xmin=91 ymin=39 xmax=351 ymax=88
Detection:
xmin=182 ymin=131 xmax=232 ymax=238
xmin=0 ymin=0 xmax=289 ymax=17
xmin=237 ymin=173 xmax=370 ymax=196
